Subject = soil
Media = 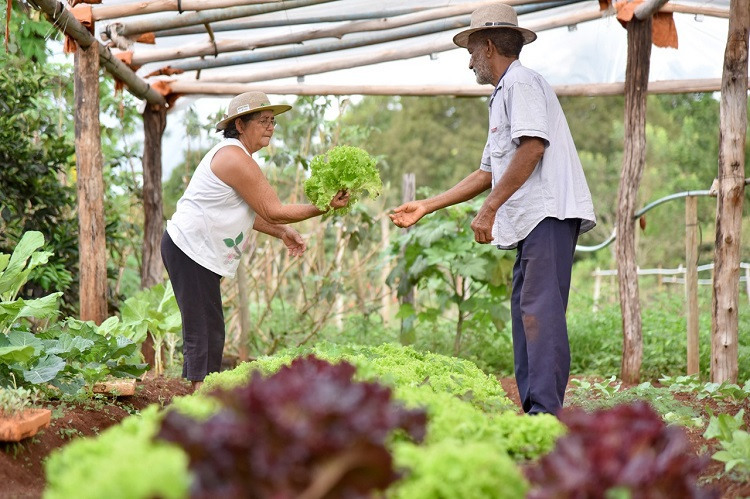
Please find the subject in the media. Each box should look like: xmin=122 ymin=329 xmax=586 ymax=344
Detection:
xmin=0 ymin=375 xmax=192 ymax=499
xmin=1 ymin=375 xmax=748 ymax=498
xmin=499 ymin=377 xmax=750 ymax=498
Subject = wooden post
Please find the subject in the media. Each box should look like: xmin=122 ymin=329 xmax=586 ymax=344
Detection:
xmin=236 ymin=254 xmax=251 ymax=361
xmin=685 ymin=196 xmax=699 ymax=375
xmin=141 ymin=104 xmax=167 ymax=288
xmin=592 ymin=267 xmax=601 ymax=313
xmin=399 ymin=173 xmax=416 ymax=345
xmin=711 ymin=0 xmax=748 ymax=384
xmin=746 ymin=266 xmax=750 ymax=306
xmin=616 ymin=15 xmax=652 ymax=384
xmin=139 ymin=104 xmax=166 ymax=371
xmin=380 ymin=215 xmax=392 ymax=323
xmin=74 ymin=41 xmax=108 ymax=324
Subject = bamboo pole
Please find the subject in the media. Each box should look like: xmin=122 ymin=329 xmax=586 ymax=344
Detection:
xmin=131 ymin=0 xmax=572 ymax=65
xmin=165 ymin=78 xmax=735 ymax=97
xmin=685 ymin=196 xmax=699 ymax=376
xmin=634 ymin=0 xmax=670 ymax=19
xmin=661 ymin=3 xmax=729 ymax=19
xmin=166 ymin=16 xmax=471 ymax=72
xmin=182 ymin=6 xmax=603 ymax=85
xmin=617 ymin=14 xmax=652 ymax=384
xmin=93 ymin=0 xmax=281 ymax=21
xmin=114 ymin=0 xmax=335 ymax=37
xmin=29 ymin=0 xmax=166 ymax=106
xmin=711 ymin=0 xmax=748 ymax=384
xmin=74 ymin=40 xmax=108 ymax=325
xmin=141 ymin=4 xmax=604 ymax=71
xmin=150 ymin=0 xmax=728 ymax=38
xmin=155 ymin=5 xmax=437 ymax=37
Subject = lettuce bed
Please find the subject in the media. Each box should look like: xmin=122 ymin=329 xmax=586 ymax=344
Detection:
xmin=45 ymin=343 xmax=563 ymax=498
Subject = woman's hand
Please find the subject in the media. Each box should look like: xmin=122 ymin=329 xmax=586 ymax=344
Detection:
xmin=281 ymin=227 xmax=306 ymax=257
xmin=329 ymin=190 xmax=350 ymax=210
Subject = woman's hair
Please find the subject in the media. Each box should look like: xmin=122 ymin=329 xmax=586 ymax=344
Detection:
xmin=222 ymin=111 xmax=260 ymax=139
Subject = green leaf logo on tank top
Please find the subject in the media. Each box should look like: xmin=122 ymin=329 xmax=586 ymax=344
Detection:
xmin=223 ymin=232 xmax=244 ymax=257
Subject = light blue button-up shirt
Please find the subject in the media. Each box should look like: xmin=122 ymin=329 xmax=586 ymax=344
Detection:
xmin=480 ymin=60 xmax=596 ymax=249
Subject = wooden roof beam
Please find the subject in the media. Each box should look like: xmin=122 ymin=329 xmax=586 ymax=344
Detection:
xmin=163 ymin=7 xmax=603 ymax=83
xmin=150 ymin=0 xmax=557 ymax=37
xmin=92 ymin=0 xmax=281 ymax=22
xmin=131 ymin=0 xmax=581 ymax=65
xmin=28 ymin=0 xmax=166 ymax=106
xmin=110 ymin=0 xmax=336 ymax=38
xmin=165 ymin=78 xmax=742 ymax=97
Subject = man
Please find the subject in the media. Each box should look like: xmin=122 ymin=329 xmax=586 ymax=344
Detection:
xmin=390 ymin=3 xmax=596 ymax=415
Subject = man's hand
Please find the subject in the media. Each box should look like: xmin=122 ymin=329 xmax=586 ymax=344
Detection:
xmin=281 ymin=227 xmax=306 ymax=256
xmin=329 ymin=190 xmax=350 ymax=210
xmin=389 ymin=201 xmax=428 ymax=228
xmin=471 ymin=207 xmax=495 ymax=244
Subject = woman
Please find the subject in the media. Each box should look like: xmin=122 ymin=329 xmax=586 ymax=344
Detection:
xmin=161 ymin=91 xmax=349 ymax=391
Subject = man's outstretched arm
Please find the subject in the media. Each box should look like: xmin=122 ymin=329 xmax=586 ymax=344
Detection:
xmin=390 ymin=169 xmax=492 ymax=228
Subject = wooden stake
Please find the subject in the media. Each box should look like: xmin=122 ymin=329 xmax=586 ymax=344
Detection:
xmin=711 ymin=0 xmax=748 ymax=384
xmin=617 ymin=15 xmax=652 ymax=384
xmin=141 ymin=104 xmax=167 ymax=289
xmin=399 ymin=173 xmax=416 ymax=345
xmin=75 ymin=41 xmax=108 ymax=325
xmin=685 ymin=196 xmax=699 ymax=375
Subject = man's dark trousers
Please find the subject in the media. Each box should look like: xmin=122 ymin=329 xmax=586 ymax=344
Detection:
xmin=510 ymin=217 xmax=581 ymax=415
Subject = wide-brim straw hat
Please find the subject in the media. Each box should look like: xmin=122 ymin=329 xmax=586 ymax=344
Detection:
xmin=216 ymin=91 xmax=292 ymax=131
xmin=453 ymin=3 xmax=537 ymax=48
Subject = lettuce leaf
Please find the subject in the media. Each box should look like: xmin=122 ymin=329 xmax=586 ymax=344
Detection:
xmin=304 ymin=145 xmax=382 ymax=215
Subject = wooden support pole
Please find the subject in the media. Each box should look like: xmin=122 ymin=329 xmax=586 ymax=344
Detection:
xmin=140 ymin=104 xmax=167 ymax=289
xmin=685 ymin=196 xmax=699 ymax=375
xmin=616 ymin=15 xmax=652 ymax=384
xmin=139 ymin=104 xmax=167 ymax=371
xmin=166 ymin=78 xmax=738 ymax=98
xmin=711 ymin=0 xmax=748 ymax=384
xmin=75 ymin=41 xmax=108 ymax=325
xmin=399 ymin=173 xmax=416 ymax=345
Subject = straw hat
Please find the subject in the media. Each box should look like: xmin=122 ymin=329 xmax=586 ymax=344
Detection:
xmin=453 ymin=3 xmax=537 ymax=48
xmin=215 ymin=91 xmax=292 ymax=131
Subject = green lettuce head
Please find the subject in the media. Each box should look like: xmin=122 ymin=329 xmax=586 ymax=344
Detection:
xmin=304 ymin=145 xmax=382 ymax=216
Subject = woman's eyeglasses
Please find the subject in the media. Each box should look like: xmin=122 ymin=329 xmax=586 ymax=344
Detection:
xmin=254 ymin=117 xmax=276 ymax=128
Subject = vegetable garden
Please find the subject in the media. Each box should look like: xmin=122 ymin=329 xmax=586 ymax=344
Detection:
xmin=2 ymin=1 xmax=750 ymax=498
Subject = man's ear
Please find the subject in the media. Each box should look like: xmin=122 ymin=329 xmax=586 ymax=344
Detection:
xmin=485 ymin=38 xmax=494 ymax=57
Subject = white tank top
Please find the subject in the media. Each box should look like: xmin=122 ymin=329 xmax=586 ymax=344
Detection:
xmin=166 ymin=138 xmax=257 ymax=278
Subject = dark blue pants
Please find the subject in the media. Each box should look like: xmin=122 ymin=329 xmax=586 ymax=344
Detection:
xmin=161 ymin=231 xmax=225 ymax=381
xmin=511 ymin=217 xmax=581 ymax=415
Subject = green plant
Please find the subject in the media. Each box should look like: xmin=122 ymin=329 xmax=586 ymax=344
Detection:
xmin=703 ymin=410 xmax=750 ymax=479
xmin=304 ymin=145 xmax=382 ymax=216
xmin=387 ymin=199 xmax=514 ymax=352
xmin=0 ymin=231 xmax=63 ymax=334
xmin=117 ymin=281 xmax=182 ymax=374
xmin=0 ymin=386 xmax=41 ymax=417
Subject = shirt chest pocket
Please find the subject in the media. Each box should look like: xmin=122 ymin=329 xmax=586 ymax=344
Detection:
xmin=489 ymin=123 xmax=512 ymax=159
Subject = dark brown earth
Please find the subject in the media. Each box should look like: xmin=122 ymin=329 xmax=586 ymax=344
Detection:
xmin=0 ymin=375 xmax=192 ymax=499
xmin=1 ymin=375 xmax=748 ymax=498
xmin=499 ymin=378 xmax=750 ymax=499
